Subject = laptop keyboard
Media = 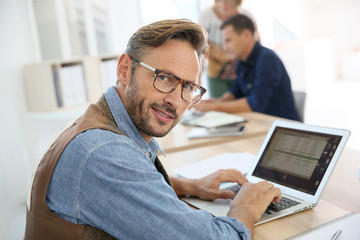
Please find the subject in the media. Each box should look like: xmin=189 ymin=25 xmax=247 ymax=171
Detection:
xmin=223 ymin=184 xmax=301 ymax=213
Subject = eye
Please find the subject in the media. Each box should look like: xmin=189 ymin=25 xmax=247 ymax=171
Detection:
xmin=157 ymin=73 xmax=173 ymax=83
xmin=182 ymin=81 xmax=195 ymax=91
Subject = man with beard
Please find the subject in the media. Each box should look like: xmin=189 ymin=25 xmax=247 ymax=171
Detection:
xmin=25 ymin=19 xmax=281 ymax=240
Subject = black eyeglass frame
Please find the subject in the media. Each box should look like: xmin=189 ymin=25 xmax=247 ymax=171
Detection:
xmin=130 ymin=58 xmax=206 ymax=104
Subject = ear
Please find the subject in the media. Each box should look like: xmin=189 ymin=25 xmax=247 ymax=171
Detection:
xmin=242 ymin=29 xmax=253 ymax=39
xmin=116 ymin=54 xmax=132 ymax=86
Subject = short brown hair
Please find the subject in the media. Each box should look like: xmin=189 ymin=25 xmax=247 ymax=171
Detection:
xmin=125 ymin=19 xmax=209 ymax=67
xmin=220 ymin=14 xmax=255 ymax=35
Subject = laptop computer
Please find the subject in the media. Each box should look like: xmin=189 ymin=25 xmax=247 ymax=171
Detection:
xmin=182 ymin=120 xmax=350 ymax=225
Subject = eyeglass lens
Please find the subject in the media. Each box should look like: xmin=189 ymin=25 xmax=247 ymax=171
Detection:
xmin=153 ymin=72 xmax=203 ymax=103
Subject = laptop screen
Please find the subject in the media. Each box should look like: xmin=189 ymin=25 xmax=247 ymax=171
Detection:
xmin=252 ymin=127 xmax=342 ymax=195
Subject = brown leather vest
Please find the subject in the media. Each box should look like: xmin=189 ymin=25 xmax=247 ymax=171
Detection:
xmin=24 ymin=95 xmax=172 ymax=240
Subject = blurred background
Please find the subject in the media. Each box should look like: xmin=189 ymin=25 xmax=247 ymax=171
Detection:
xmin=1 ymin=0 xmax=359 ymax=239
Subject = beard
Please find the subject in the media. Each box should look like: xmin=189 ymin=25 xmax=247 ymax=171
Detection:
xmin=124 ymin=75 xmax=180 ymax=138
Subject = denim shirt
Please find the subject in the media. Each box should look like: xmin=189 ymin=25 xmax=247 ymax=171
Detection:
xmin=46 ymin=87 xmax=250 ymax=239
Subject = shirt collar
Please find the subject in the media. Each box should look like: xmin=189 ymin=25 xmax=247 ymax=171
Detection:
xmin=241 ymin=41 xmax=261 ymax=66
xmin=104 ymin=87 xmax=165 ymax=162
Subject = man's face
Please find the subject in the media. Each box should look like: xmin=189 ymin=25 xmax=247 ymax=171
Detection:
xmin=222 ymin=25 xmax=246 ymax=60
xmin=122 ymin=40 xmax=201 ymax=141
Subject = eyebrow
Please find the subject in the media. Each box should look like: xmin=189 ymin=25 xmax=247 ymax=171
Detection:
xmin=140 ymin=61 xmax=197 ymax=83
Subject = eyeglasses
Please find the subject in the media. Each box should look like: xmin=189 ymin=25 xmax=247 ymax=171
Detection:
xmin=131 ymin=58 xmax=206 ymax=104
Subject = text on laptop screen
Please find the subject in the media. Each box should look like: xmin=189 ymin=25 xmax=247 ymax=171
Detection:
xmin=253 ymin=127 xmax=342 ymax=195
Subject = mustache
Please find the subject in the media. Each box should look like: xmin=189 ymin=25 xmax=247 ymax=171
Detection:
xmin=151 ymin=103 xmax=178 ymax=119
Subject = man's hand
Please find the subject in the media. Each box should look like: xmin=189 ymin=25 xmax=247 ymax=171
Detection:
xmin=171 ymin=169 xmax=247 ymax=200
xmin=227 ymin=181 xmax=282 ymax=237
xmin=194 ymin=169 xmax=247 ymax=200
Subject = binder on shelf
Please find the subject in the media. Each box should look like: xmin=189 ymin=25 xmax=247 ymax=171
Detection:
xmin=100 ymin=58 xmax=118 ymax=91
xmin=23 ymin=55 xmax=116 ymax=111
xmin=52 ymin=66 xmax=62 ymax=107
xmin=58 ymin=64 xmax=87 ymax=107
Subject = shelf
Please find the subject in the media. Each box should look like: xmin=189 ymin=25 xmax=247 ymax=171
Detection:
xmin=23 ymin=54 xmax=119 ymax=111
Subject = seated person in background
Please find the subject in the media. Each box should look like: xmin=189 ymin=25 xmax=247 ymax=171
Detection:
xmin=24 ymin=19 xmax=281 ymax=240
xmin=199 ymin=0 xmax=261 ymax=98
xmin=192 ymin=14 xmax=299 ymax=121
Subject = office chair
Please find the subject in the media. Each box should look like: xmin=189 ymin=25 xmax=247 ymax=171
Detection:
xmin=293 ymin=91 xmax=306 ymax=122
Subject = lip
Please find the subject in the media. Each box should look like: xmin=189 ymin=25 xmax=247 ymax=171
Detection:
xmin=151 ymin=107 xmax=175 ymax=123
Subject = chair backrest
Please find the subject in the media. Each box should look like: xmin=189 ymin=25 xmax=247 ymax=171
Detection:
xmin=293 ymin=91 xmax=306 ymax=122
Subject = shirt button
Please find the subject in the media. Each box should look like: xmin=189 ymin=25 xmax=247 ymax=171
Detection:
xmin=148 ymin=152 xmax=152 ymax=159
xmin=247 ymin=83 xmax=252 ymax=89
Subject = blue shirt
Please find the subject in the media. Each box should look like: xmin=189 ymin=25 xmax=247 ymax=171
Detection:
xmin=229 ymin=42 xmax=299 ymax=121
xmin=46 ymin=87 xmax=250 ymax=240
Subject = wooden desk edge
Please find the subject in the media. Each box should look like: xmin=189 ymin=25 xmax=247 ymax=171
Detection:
xmin=158 ymin=131 xmax=267 ymax=154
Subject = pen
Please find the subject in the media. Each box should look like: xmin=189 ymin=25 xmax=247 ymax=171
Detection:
xmin=330 ymin=229 xmax=342 ymax=240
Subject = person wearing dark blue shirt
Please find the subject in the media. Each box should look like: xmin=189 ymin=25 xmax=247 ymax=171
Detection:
xmin=192 ymin=14 xmax=299 ymax=121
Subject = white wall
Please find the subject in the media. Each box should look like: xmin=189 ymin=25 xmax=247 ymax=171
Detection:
xmin=245 ymin=0 xmax=360 ymax=150
xmin=302 ymin=0 xmax=360 ymax=78
xmin=0 ymin=0 xmax=38 ymax=238
xmin=248 ymin=0 xmax=360 ymax=79
xmin=108 ymin=0 xmax=142 ymax=53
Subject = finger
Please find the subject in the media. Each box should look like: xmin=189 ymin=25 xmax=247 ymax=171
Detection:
xmin=236 ymin=174 xmax=248 ymax=185
xmin=214 ymin=169 xmax=248 ymax=185
xmin=270 ymin=188 xmax=282 ymax=203
xmin=257 ymin=181 xmax=275 ymax=190
xmin=213 ymin=190 xmax=235 ymax=199
xmin=225 ymin=169 xmax=248 ymax=185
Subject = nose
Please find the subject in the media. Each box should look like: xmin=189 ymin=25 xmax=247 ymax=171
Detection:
xmin=223 ymin=42 xmax=229 ymax=52
xmin=163 ymin=84 xmax=184 ymax=108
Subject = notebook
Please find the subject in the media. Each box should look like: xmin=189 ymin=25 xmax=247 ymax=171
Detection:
xmin=285 ymin=212 xmax=360 ymax=239
xmin=183 ymin=120 xmax=351 ymax=225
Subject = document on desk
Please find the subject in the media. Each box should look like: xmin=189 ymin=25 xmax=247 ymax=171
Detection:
xmin=181 ymin=111 xmax=246 ymax=128
xmin=187 ymin=126 xmax=245 ymax=139
xmin=174 ymin=152 xmax=256 ymax=179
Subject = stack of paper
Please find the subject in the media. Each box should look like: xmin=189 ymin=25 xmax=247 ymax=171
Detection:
xmin=181 ymin=111 xmax=246 ymax=128
xmin=174 ymin=152 xmax=256 ymax=179
xmin=186 ymin=125 xmax=245 ymax=139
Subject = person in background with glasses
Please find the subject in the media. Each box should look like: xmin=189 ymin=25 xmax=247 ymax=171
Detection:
xmin=25 ymin=19 xmax=281 ymax=240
